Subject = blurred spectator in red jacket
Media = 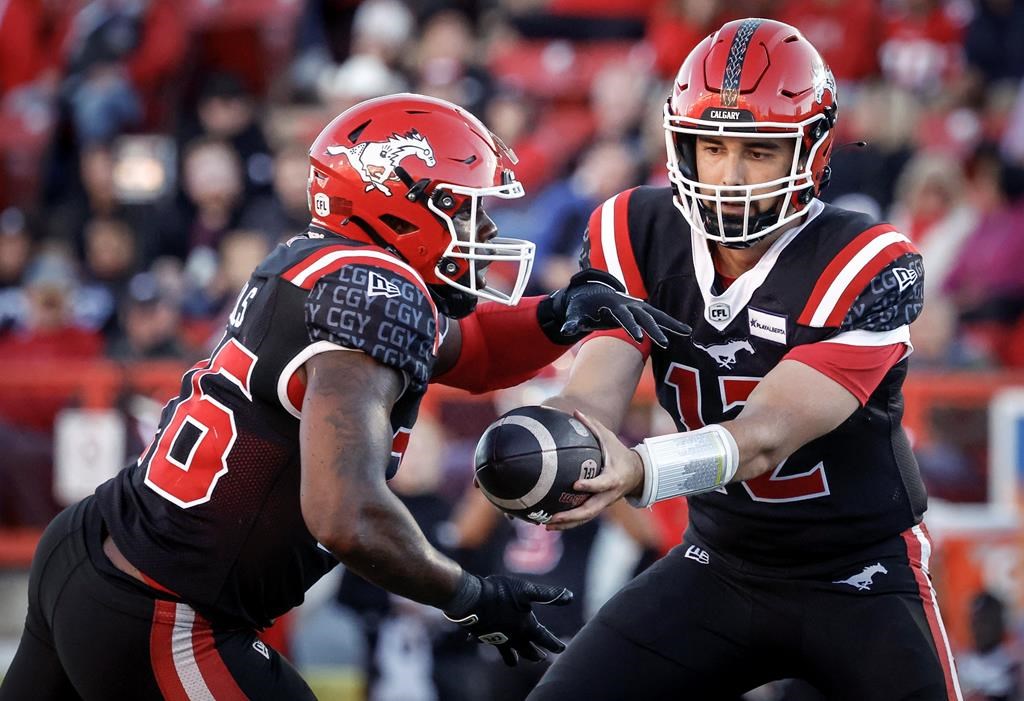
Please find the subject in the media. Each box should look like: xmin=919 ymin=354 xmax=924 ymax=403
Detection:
xmin=646 ymin=0 xmax=732 ymax=80
xmin=0 ymin=0 xmax=51 ymax=96
xmin=879 ymin=0 xmax=964 ymax=100
xmin=777 ymin=0 xmax=882 ymax=85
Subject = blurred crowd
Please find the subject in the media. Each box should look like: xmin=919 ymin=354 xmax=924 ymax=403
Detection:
xmin=3 ymin=0 xmax=1024 ymax=369
xmin=2 ymin=0 xmax=1024 ymax=698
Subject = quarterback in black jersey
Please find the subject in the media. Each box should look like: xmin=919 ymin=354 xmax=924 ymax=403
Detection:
xmin=0 ymin=95 xmax=687 ymax=701
xmin=529 ymin=19 xmax=963 ymax=701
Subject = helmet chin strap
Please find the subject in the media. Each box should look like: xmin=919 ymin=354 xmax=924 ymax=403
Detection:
xmin=428 ymin=274 xmax=478 ymax=319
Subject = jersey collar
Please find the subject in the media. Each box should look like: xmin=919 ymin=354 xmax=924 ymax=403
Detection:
xmin=692 ymin=199 xmax=825 ymax=332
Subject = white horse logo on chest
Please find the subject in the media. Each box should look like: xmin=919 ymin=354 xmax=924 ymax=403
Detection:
xmin=327 ymin=130 xmax=435 ymax=196
xmin=693 ymin=339 xmax=754 ymax=369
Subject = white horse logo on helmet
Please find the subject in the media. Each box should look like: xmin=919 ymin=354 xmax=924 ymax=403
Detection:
xmin=327 ymin=130 xmax=435 ymax=196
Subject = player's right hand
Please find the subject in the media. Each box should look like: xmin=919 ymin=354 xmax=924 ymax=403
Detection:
xmin=443 ymin=574 xmax=573 ymax=666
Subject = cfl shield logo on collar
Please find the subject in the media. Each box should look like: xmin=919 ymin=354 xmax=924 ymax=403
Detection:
xmin=709 ymin=302 xmax=731 ymax=322
xmin=327 ymin=130 xmax=436 ymax=196
xmin=252 ymin=640 xmax=270 ymax=659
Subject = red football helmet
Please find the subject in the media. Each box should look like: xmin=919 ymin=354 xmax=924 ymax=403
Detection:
xmin=307 ymin=93 xmax=533 ymax=311
xmin=664 ymin=18 xmax=838 ymax=247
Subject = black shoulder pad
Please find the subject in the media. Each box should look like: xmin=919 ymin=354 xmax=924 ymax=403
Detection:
xmin=305 ymin=263 xmax=437 ymax=391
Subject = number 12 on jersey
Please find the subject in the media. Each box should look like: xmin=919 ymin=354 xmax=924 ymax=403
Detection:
xmin=143 ymin=339 xmax=257 ymax=508
xmin=664 ymin=363 xmax=829 ymax=503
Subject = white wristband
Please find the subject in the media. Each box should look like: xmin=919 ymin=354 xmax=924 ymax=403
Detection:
xmin=626 ymin=425 xmax=740 ymax=508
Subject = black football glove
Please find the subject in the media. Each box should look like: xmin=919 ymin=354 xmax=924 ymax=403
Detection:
xmin=539 ymin=268 xmax=691 ymax=347
xmin=443 ymin=573 xmax=573 ymax=666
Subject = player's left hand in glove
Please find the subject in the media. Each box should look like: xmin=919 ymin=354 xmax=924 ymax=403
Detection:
xmin=443 ymin=573 xmax=573 ymax=666
xmin=539 ymin=268 xmax=691 ymax=347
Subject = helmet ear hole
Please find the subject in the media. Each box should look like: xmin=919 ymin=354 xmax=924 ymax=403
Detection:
xmin=378 ymin=214 xmax=418 ymax=235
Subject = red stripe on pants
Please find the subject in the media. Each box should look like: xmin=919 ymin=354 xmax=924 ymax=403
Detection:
xmin=191 ymin=612 xmax=249 ymax=701
xmin=901 ymin=526 xmax=963 ymax=701
xmin=150 ymin=600 xmax=191 ymax=701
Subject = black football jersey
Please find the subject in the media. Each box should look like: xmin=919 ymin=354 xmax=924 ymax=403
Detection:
xmin=96 ymin=230 xmax=439 ymax=628
xmin=582 ymin=187 xmax=927 ymax=566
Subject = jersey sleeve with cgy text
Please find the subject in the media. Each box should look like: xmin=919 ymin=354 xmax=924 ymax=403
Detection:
xmin=840 ymin=253 xmax=925 ymax=333
xmin=304 ymin=263 xmax=438 ymax=391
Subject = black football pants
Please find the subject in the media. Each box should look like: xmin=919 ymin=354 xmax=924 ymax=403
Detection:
xmin=529 ymin=528 xmax=962 ymax=701
xmin=0 ymin=497 xmax=317 ymax=701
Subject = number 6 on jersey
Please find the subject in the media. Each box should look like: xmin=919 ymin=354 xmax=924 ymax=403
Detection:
xmin=143 ymin=339 xmax=257 ymax=508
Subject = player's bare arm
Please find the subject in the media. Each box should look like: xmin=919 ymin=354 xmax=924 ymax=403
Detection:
xmin=300 ymin=348 xmax=462 ymax=607
xmin=719 ymin=358 xmax=859 ymax=482
xmin=546 ymin=356 xmax=859 ymax=530
xmin=542 ymin=336 xmax=645 ymax=433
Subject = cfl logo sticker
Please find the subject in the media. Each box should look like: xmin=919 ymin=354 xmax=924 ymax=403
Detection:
xmin=709 ymin=303 xmax=731 ymax=322
xmin=313 ymin=192 xmax=330 ymax=217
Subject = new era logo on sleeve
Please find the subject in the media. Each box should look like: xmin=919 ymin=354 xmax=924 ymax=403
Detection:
xmin=891 ymin=267 xmax=918 ymax=292
xmin=684 ymin=545 xmax=710 ymax=564
xmin=367 ymin=270 xmax=402 ymax=299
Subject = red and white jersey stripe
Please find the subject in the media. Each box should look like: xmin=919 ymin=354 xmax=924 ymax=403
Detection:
xmin=798 ymin=225 xmax=918 ymax=328
xmin=586 ymin=188 xmax=648 ymax=298
xmin=283 ymin=246 xmax=432 ymax=297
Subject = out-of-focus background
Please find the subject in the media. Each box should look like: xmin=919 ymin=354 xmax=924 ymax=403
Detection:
xmin=0 ymin=0 xmax=1022 ymax=699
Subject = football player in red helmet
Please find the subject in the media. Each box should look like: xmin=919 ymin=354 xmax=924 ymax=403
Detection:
xmin=524 ymin=19 xmax=961 ymax=701
xmin=0 ymin=93 xmax=694 ymax=701
xmin=307 ymin=94 xmax=534 ymax=318
xmin=664 ymin=16 xmax=837 ymax=248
